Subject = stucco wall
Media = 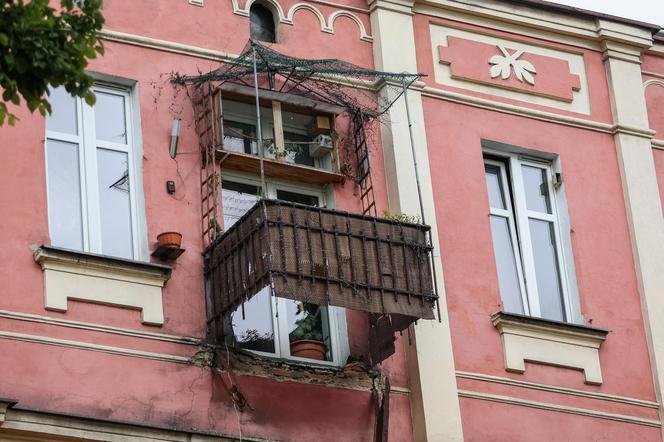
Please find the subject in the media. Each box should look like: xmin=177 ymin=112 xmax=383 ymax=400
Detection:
xmin=0 ymin=1 xmax=412 ymax=440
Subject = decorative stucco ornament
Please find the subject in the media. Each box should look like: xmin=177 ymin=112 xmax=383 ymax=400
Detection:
xmin=489 ymin=46 xmax=537 ymax=85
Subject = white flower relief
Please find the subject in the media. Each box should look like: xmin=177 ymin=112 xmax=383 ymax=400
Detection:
xmin=489 ymin=46 xmax=537 ymax=86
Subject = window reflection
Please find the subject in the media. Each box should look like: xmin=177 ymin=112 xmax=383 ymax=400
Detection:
xmin=232 ymin=287 xmax=275 ymax=353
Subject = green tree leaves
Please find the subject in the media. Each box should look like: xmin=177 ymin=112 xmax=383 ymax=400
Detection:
xmin=0 ymin=0 xmax=104 ymax=125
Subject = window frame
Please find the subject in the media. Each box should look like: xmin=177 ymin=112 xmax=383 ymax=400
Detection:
xmin=45 ymin=83 xmax=146 ymax=261
xmin=484 ymin=149 xmax=577 ymax=323
xmin=221 ymin=170 xmax=349 ymax=367
xmin=219 ymin=92 xmax=338 ymax=172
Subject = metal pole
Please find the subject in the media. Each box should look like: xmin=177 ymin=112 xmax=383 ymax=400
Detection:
xmin=402 ymin=78 xmax=442 ymax=322
xmin=252 ymin=44 xmax=267 ymax=197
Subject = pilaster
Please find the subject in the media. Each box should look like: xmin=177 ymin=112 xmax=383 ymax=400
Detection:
xmin=601 ymin=22 xmax=664 ymax=434
xmin=369 ymin=0 xmax=464 ymax=440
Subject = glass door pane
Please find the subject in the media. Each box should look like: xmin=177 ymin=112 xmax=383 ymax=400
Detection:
xmin=231 ymin=287 xmax=276 ymax=353
xmin=285 ymin=300 xmax=332 ymax=361
xmin=490 ymin=215 xmax=524 ymax=314
xmin=47 ymin=140 xmax=83 ymax=250
xmin=529 ymin=219 xmax=565 ymax=321
xmin=97 ymin=148 xmax=133 ymax=258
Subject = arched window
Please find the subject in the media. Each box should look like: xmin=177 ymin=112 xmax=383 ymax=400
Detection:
xmin=250 ymin=3 xmax=276 ymax=43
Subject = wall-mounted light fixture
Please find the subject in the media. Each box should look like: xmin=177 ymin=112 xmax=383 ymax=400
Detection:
xmin=169 ymin=118 xmax=181 ymax=159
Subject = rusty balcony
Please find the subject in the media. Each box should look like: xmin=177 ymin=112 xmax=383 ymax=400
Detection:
xmin=204 ymin=199 xmax=438 ymax=364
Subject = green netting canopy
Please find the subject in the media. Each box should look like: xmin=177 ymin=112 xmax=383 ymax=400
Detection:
xmin=173 ymin=40 xmax=422 ymax=118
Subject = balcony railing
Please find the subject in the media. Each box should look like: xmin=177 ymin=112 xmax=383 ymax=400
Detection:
xmin=204 ymin=199 xmax=437 ymax=364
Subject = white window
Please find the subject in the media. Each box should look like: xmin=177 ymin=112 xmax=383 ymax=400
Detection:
xmin=484 ymin=153 xmax=576 ymax=323
xmin=45 ymin=85 xmax=143 ymax=260
xmin=220 ymin=173 xmax=349 ymax=366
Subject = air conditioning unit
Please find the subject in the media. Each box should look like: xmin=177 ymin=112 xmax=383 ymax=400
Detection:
xmin=309 ymin=134 xmax=334 ymax=158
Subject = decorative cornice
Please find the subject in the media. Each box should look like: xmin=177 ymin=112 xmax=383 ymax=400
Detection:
xmin=456 ymin=371 xmax=659 ymax=409
xmin=414 ymin=0 xmax=655 ymax=52
xmin=458 ymin=390 xmax=661 ymax=428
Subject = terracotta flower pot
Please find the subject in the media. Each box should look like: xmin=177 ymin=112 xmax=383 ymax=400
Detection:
xmin=290 ymin=340 xmax=327 ymax=361
xmin=157 ymin=231 xmax=182 ymax=248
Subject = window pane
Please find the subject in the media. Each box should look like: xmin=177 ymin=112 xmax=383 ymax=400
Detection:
xmin=232 ymin=287 xmax=275 ymax=353
xmin=222 ymin=99 xmax=273 ymax=156
xmin=284 ymin=131 xmax=315 ymax=167
xmin=221 ymin=181 xmax=260 ymax=229
xmin=276 ymin=189 xmax=319 ymax=206
xmin=94 ymin=92 xmax=127 ymax=144
xmin=529 ymin=219 xmax=565 ymax=321
xmin=485 ymin=164 xmax=505 ymax=209
xmin=223 ymin=121 xmax=257 ymax=155
xmin=522 ymin=165 xmax=551 ymax=214
xmin=250 ymin=4 xmax=276 ymax=43
xmin=285 ymin=300 xmax=332 ymax=361
xmin=97 ymin=149 xmax=133 ymax=259
xmin=46 ymin=87 xmax=78 ymax=135
xmin=47 ymin=140 xmax=83 ymax=250
xmin=489 ymin=215 xmax=524 ymax=314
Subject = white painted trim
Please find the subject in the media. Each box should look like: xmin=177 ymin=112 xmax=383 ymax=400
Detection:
xmin=419 ymin=85 xmax=615 ymax=134
xmin=369 ymin=2 xmax=464 ymax=439
xmin=492 ymin=313 xmax=607 ymax=385
xmin=285 ymin=3 xmax=331 ymax=31
xmin=0 ymin=330 xmax=191 ymax=364
xmin=458 ymin=390 xmax=661 ymax=428
xmin=430 ymin=22 xmax=591 ymax=114
xmin=603 ymin=39 xmax=664 ymax=437
xmin=99 ymin=29 xmax=235 ymax=61
xmin=34 ymin=247 xmax=169 ymax=325
xmin=643 ymin=70 xmax=664 ymax=80
xmin=0 ymin=406 xmax=250 ymax=441
xmin=645 ymin=79 xmax=664 ymax=90
xmin=413 ymin=0 xmax=653 ymax=50
xmin=456 ymin=371 xmax=659 ymax=409
xmin=653 ymin=139 xmax=664 ymax=150
xmin=328 ymin=11 xmax=373 ymax=42
xmin=232 ymin=0 xmax=373 ymax=41
xmin=0 ymin=309 xmax=201 ymax=345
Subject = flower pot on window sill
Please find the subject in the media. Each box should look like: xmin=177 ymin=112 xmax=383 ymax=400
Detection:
xmin=157 ymin=232 xmax=182 ymax=248
xmin=290 ymin=340 xmax=327 ymax=360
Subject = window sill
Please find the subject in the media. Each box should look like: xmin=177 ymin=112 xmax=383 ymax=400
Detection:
xmin=491 ymin=311 xmax=609 ymax=385
xmin=33 ymin=246 xmax=172 ymax=325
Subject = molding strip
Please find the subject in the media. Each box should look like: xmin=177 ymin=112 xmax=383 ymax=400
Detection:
xmin=456 ymin=371 xmax=659 ymax=409
xmin=0 ymin=330 xmax=192 ymax=364
xmin=0 ymin=310 xmax=201 ymax=346
xmin=643 ymin=70 xmax=664 ymax=80
xmin=99 ymin=29 xmax=237 ymax=62
xmin=458 ymin=389 xmax=662 ymax=428
xmin=420 ymin=86 xmax=617 ymax=135
xmin=652 ymin=139 xmax=664 ymax=150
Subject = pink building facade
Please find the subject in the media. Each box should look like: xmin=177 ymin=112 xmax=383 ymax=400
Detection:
xmin=1 ymin=0 xmax=664 ymax=441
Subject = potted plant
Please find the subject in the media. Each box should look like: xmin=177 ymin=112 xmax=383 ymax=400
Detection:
xmin=290 ymin=303 xmax=327 ymax=361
